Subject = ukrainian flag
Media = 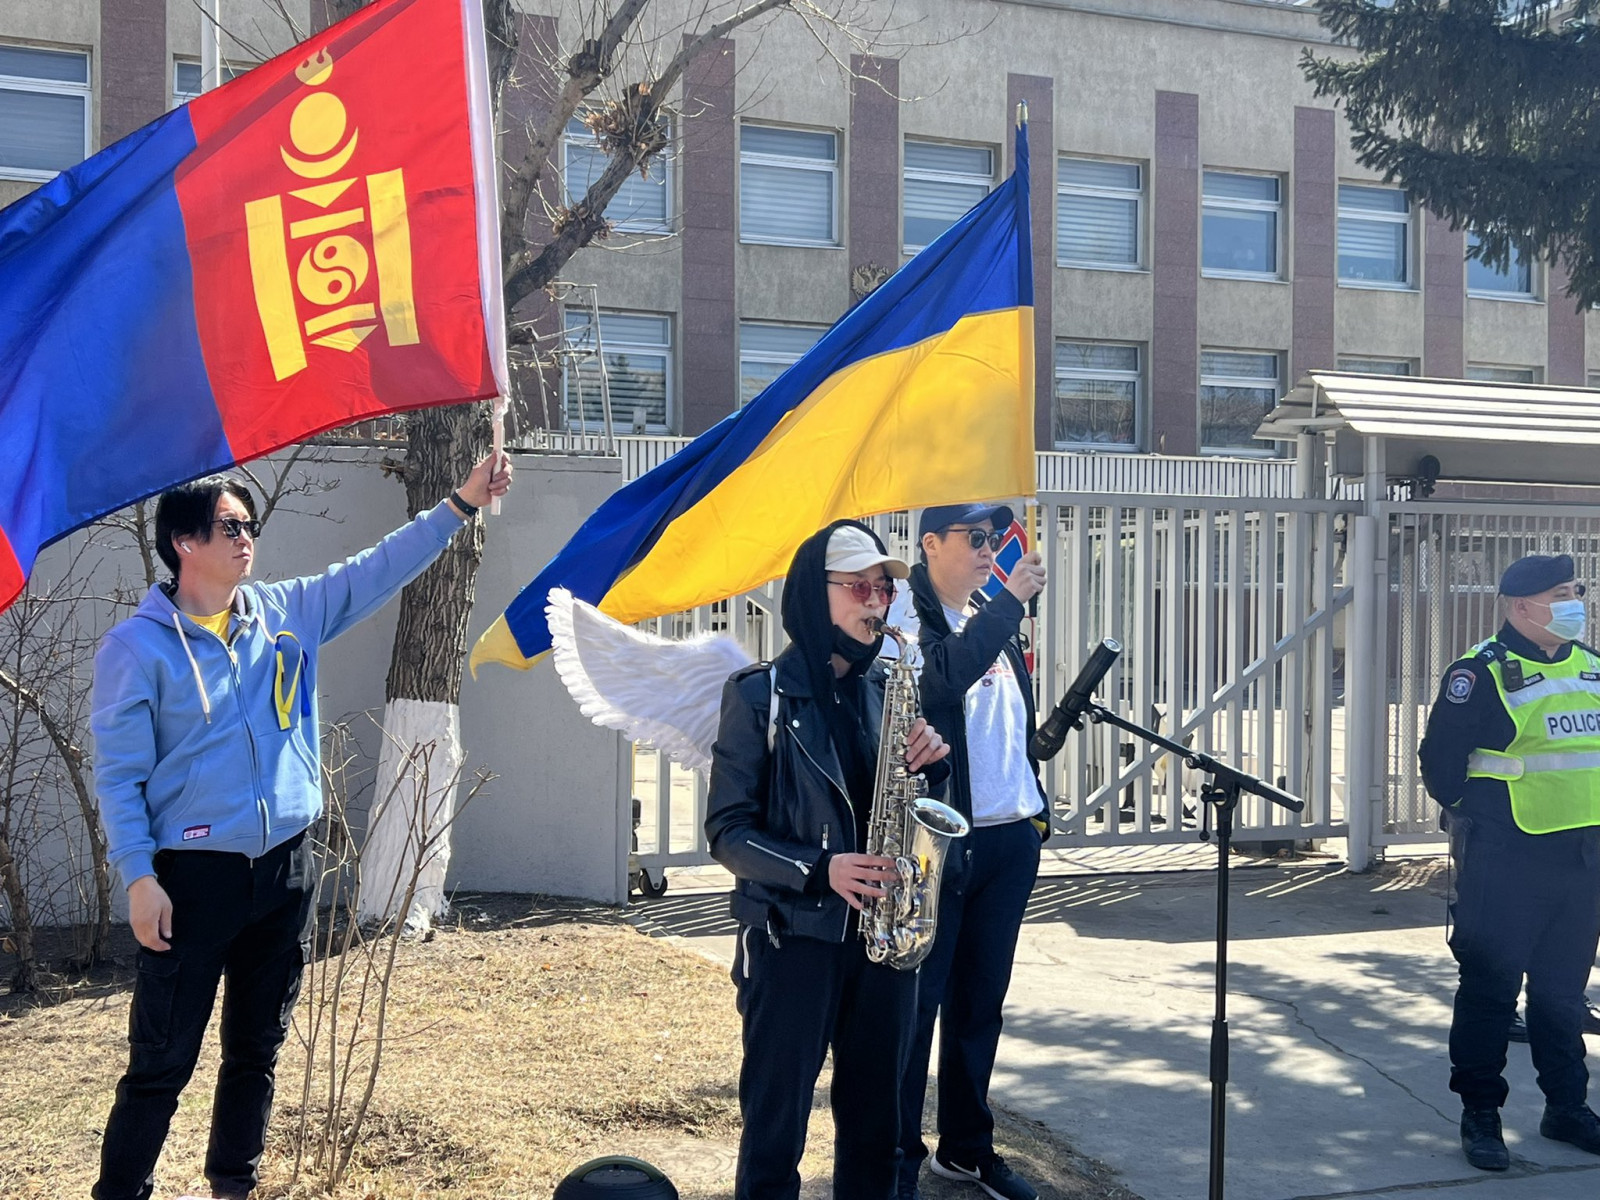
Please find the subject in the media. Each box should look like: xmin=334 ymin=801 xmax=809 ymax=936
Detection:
xmin=470 ymin=122 xmax=1038 ymax=674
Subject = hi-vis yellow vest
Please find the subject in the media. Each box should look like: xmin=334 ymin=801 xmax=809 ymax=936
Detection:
xmin=1465 ymin=641 xmax=1600 ymax=834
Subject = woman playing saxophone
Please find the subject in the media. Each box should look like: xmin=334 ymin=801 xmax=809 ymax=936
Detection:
xmin=706 ymin=519 xmax=952 ymax=1200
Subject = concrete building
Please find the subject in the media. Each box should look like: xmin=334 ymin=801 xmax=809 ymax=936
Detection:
xmin=4 ymin=0 xmax=1588 ymax=456
xmin=537 ymin=0 xmax=1596 ymax=451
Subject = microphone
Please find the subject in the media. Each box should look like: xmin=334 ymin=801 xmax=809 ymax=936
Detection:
xmin=1030 ymin=639 xmax=1122 ymax=761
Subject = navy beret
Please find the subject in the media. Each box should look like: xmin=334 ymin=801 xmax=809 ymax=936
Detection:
xmin=1499 ymin=554 xmax=1579 ymax=598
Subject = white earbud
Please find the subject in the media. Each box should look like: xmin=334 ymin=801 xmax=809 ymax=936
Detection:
xmin=181 ymin=544 xmax=191 ymax=553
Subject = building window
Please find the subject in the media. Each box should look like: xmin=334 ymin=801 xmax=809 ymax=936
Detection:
xmin=172 ymin=59 xmax=245 ymax=108
xmin=1202 ymin=172 xmax=1281 ymax=279
xmin=1053 ymin=341 xmax=1140 ymax=449
xmin=1466 ymin=363 xmax=1540 ymax=384
xmin=1337 ymin=356 xmax=1413 ymax=376
xmin=1337 ymin=185 xmax=1411 ymax=287
xmin=1200 ymin=350 xmax=1280 ymax=453
xmin=1466 ymin=232 xmax=1535 ymax=298
xmin=0 ymin=44 xmax=90 ymax=180
xmin=564 ymin=114 xmax=671 ymax=234
xmin=739 ymin=124 xmax=838 ymax=246
xmin=903 ymin=139 xmax=993 ymax=253
xmin=1057 ymin=157 xmax=1142 ymax=269
xmin=739 ymin=322 xmax=825 ymax=407
xmin=563 ymin=310 xmax=673 ymax=433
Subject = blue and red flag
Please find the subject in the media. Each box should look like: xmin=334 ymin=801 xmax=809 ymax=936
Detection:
xmin=0 ymin=0 xmax=507 ymax=612
xmin=980 ymin=518 xmax=1029 ymax=601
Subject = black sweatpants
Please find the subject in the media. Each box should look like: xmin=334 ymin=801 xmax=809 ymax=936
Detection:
xmin=898 ymin=817 xmax=1040 ymax=1180
xmin=1447 ymin=814 xmax=1600 ymax=1112
xmin=94 ymin=832 xmax=315 ymax=1200
xmin=731 ymin=925 xmax=918 ymax=1200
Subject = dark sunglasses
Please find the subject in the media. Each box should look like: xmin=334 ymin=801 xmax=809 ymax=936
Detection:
xmin=829 ymin=578 xmax=896 ymax=603
xmin=213 ymin=517 xmax=262 ymax=540
xmin=946 ymin=527 xmax=1004 ymax=551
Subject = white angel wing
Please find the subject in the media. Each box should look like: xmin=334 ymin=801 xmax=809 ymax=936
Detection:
xmin=545 ymin=587 xmax=755 ymax=775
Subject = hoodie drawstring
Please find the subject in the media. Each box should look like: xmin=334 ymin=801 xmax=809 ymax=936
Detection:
xmin=172 ymin=612 xmax=213 ymax=724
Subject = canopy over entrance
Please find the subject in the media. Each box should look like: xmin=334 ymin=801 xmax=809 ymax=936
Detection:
xmin=1258 ymin=371 xmax=1600 ymax=489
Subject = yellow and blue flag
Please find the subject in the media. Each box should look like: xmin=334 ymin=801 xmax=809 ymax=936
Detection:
xmin=471 ymin=122 xmax=1038 ymax=674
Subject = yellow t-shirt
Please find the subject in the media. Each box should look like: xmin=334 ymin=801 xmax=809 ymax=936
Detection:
xmin=192 ymin=609 xmax=231 ymax=642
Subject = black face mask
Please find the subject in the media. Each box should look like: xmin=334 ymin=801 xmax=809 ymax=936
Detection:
xmin=831 ymin=626 xmax=882 ymax=666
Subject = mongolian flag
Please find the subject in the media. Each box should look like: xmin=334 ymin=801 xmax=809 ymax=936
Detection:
xmin=471 ymin=122 xmax=1039 ymax=674
xmin=0 ymin=0 xmax=507 ymax=613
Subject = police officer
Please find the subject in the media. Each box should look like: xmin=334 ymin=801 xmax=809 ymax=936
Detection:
xmin=1419 ymin=553 xmax=1600 ymax=1171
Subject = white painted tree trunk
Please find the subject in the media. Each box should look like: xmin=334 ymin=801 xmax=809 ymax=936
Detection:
xmin=356 ymin=698 xmax=463 ymax=930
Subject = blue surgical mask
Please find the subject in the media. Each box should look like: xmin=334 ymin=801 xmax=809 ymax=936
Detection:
xmin=1542 ymin=599 xmax=1587 ymax=642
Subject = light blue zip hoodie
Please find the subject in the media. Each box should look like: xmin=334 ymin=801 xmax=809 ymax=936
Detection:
xmin=91 ymin=501 xmax=467 ymax=887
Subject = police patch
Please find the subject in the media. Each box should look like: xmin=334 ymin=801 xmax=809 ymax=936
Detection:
xmin=1446 ymin=669 xmax=1475 ymax=703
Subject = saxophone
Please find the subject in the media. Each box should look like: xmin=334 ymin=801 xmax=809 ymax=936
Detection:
xmin=859 ymin=622 xmax=971 ymax=971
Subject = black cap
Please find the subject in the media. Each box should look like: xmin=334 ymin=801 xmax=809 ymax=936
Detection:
xmin=1499 ymin=554 xmax=1584 ymax=598
xmin=918 ymin=502 xmax=1015 ymax=540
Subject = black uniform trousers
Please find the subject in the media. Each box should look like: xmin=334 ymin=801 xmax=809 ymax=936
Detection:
xmin=94 ymin=832 xmax=315 ymax=1200
xmin=1447 ymin=813 xmax=1600 ymax=1112
xmin=898 ymin=817 xmax=1041 ymax=1181
xmin=731 ymin=923 xmax=918 ymax=1200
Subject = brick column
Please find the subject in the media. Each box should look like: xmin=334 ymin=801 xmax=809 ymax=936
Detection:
xmin=1423 ymin=211 xmax=1465 ymax=378
xmin=1007 ymin=74 xmax=1054 ymax=452
xmin=1547 ymin=259 xmax=1586 ymax=386
xmin=679 ymin=37 xmax=737 ymax=435
xmin=1291 ymin=108 xmax=1337 ymax=384
xmin=848 ymin=55 xmax=900 ymax=302
xmin=1152 ymin=91 xmax=1199 ymax=455
xmin=100 ymin=0 xmax=166 ymax=148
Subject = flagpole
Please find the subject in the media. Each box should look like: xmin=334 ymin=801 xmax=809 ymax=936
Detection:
xmin=491 ymin=397 xmax=506 ymax=514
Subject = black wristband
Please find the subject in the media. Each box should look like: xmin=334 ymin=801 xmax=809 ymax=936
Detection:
xmin=449 ymin=490 xmax=479 ymax=517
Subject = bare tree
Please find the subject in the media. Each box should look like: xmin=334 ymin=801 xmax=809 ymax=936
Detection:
xmin=333 ymin=0 xmax=896 ymax=923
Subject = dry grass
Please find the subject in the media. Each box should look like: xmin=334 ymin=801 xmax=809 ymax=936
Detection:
xmin=0 ymin=895 xmax=1136 ymax=1200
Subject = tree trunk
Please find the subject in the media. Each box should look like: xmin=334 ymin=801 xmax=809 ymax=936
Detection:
xmin=359 ymin=402 xmax=488 ymax=925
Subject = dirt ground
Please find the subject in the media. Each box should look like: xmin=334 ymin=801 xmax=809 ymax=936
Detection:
xmin=0 ymin=895 xmax=1136 ymax=1200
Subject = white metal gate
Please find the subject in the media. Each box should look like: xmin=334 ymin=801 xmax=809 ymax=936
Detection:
xmin=1034 ymin=493 xmax=1356 ymax=844
xmin=1377 ymin=502 xmax=1600 ymax=844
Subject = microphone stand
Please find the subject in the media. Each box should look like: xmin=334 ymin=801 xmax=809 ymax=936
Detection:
xmin=1077 ymin=701 xmax=1305 ymax=1200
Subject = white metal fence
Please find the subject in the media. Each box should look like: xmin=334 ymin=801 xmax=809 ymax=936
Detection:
xmin=626 ymin=450 xmax=1359 ymax=873
xmin=1033 ymin=494 xmax=1356 ymax=844
xmin=1376 ymin=503 xmax=1600 ymax=843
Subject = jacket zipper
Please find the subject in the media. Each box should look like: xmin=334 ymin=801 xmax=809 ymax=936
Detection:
xmin=226 ymin=647 xmax=270 ymax=856
xmin=783 ymin=727 xmax=857 ymax=939
xmin=747 ymin=838 xmax=810 ymax=876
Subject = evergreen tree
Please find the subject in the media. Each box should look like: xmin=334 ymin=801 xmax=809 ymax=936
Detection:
xmin=1303 ymin=0 xmax=1600 ymax=306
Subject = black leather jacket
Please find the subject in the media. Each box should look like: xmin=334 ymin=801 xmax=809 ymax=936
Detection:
xmin=705 ymin=645 xmax=949 ymax=942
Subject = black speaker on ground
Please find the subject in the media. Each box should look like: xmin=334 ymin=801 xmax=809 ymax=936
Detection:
xmin=554 ymin=1156 xmax=678 ymax=1200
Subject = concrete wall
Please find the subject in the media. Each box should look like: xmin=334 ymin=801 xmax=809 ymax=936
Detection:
xmin=19 ymin=448 xmax=635 ymax=907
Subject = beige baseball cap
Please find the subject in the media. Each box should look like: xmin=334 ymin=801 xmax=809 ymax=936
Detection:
xmin=825 ymin=525 xmax=909 ymax=579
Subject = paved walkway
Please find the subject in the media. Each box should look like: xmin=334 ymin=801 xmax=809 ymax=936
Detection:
xmin=631 ymin=853 xmax=1600 ymax=1200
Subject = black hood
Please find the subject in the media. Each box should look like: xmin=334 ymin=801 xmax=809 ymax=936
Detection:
xmin=782 ymin=519 xmax=887 ymax=703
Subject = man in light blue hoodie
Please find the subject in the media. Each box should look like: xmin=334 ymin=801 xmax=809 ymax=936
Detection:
xmin=90 ymin=450 xmax=511 ymax=1200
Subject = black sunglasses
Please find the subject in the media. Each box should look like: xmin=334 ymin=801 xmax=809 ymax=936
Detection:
xmin=212 ymin=517 xmax=262 ymax=540
xmin=946 ymin=527 xmax=1004 ymax=551
xmin=829 ymin=578 xmax=896 ymax=603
